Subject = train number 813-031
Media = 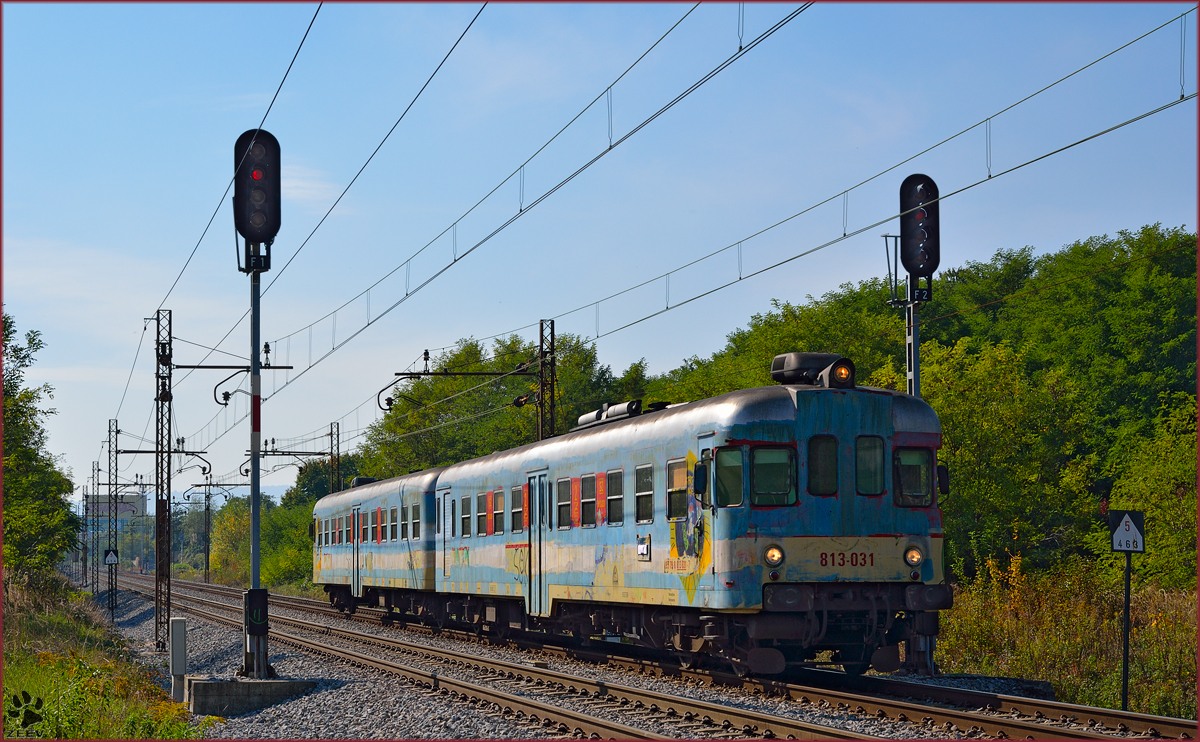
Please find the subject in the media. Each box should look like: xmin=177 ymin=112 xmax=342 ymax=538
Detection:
xmin=820 ymin=551 xmax=874 ymax=567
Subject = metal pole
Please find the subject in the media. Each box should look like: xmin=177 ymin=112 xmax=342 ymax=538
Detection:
xmin=108 ymin=419 xmax=118 ymax=618
xmin=246 ymin=240 xmax=268 ymax=678
xmin=906 ymin=276 xmax=921 ymax=398
xmin=1121 ymin=551 xmax=1131 ymax=711
xmin=204 ymin=477 xmax=211 ymax=584
xmin=155 ymin=309 xmax=173 ymax=652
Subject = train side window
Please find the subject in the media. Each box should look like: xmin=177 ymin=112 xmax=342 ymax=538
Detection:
xmin=606 ymin=470 xmax=623 ymax=525
xmin=401 ymin=506 xmax=409 ymax=540
xmin=461 ymin=496 xmax=472 ymax=537
xmin=411 ymin=504 xmax=421 ymax=539
xmin=494 ymin=490 xmax=505 ymax=535
xmin=451 ymin=499 xmax=456 ymax=538
xmin=856 ymin=437 xmax=885 ymax=495
xmin=388 ymin=507 xmax=397 ymax=541
xmin=715 ymin=448 xmax=743 ymax=507
xmin=752 ymin=447 xmax=797 ymax=506
xmin=511 ymin=486 xmax=524 ymax=533
xmin=361 ymin=513 xmax=368 ymax=543
xmin=635 ymin=464 xmax=654 ymax=523
xmin=323 ymin=519 xmax=329 ymax=546
xmin=807 ymin=436 xmax=838 ymax=496
xmin=476 ymin=493 xmax=488 ymax=536
xmin=894 ymin=448 xmax=933 ymax=508
xmin=580 ymin=475 xmax=597 ymax=527
xmin=666 ymin=460 xmax=688 ymax=520
xmin=344 ymin=517 xmax=351 ymax=544
xmin=436 ymin=499 xmax=441 ymax=535
xmin=556 ymin=478 xmax=572 ymax=529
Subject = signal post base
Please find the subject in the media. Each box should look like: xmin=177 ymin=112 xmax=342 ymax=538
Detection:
xmin=238 ymin=635 xmax=274 ymax=679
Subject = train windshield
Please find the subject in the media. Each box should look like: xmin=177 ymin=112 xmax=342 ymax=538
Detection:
xmin=893 ymin=448 xmax=933 ymax=507
xmin=751 ymin=447 xmax=796 ymax=506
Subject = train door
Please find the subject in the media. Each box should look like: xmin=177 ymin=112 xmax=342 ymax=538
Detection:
xmin=528 ymin=471 xmax=548 ymax=617
xmin=351 ymin=505 xmax=362 ymax=598
xmin=439 ymin=489 xmax=452 ymax=579
xmin=696 ymin=434 xmax=716 ymax=587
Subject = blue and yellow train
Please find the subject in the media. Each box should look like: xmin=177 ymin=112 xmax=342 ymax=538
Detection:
xmin=311 ymin=352 xmax=952 ymax=675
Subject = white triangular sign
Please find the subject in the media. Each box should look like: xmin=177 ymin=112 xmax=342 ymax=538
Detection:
xmin=1112 ymin=514 xmax=1144 ymax=552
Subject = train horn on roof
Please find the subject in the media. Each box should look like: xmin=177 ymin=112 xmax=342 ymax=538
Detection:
xmin=770 ymin=352 xmax=855 ymax=388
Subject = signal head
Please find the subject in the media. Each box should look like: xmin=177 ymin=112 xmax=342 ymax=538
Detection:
xmin=233 ymin=129 xmax=281 ymax=245
xmin=899 ymin=173 xmax=939 ymax=277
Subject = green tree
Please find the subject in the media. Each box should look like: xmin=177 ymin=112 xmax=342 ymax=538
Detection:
xmin=1086 ymin=394 xmax=1197 ymax=590
xmin=260 ymin=501 xmax=317 ymax=586
xmin=2 ymin=313 xmax=78 ymax=575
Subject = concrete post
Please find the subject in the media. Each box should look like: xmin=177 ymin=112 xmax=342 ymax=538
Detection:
xmin=169 ymin=617 xmax=186 ymax=702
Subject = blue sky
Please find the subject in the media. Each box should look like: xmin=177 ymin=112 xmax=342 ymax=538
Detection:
xmin=4 ymin=3 xmax=1196 ymax=509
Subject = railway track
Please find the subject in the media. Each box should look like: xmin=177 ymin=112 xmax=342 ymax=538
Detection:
xmin=123 ymin=573 xmax=1197 ymax=739
xmin=123 ymin=578 xmax=876 ymax=739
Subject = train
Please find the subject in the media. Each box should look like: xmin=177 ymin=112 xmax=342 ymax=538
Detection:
xmin=311 ymin=351 xmax=953 ymax=675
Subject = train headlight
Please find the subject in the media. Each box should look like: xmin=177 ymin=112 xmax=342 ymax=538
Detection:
xmin=904 ymin=547 xmax=924 ymax=567
xmin=764 ymin=545 xmax=785 ymax=567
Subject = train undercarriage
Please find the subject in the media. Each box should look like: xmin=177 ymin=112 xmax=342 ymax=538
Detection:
xmin=324 ymin=580 xmax=948 ymax=676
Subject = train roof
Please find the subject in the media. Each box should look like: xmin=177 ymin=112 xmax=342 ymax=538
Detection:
xmin=438 ymin=383 xmax=939 ymax=482
xmin=313 ymin=466 xmax=445 ymax=512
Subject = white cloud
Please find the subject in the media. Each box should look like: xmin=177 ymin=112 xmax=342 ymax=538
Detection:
xmin=282 ymin=163 xmax=343 ymax=213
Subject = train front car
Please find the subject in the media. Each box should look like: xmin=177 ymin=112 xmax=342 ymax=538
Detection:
xmin=706 ymin=351 xmax=951 ymax=675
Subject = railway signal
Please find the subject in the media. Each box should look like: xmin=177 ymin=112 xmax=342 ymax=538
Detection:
xmin=233 ymin=129 xmax=281 ymax=270
xmin=899 ymin=173 xmax=939 ymax=277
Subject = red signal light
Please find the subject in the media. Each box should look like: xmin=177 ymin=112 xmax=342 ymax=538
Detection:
xmin=914 ymin=207 xmax=927 ymax=222
xmin=252 ymin=168 xmax=264 ymax=180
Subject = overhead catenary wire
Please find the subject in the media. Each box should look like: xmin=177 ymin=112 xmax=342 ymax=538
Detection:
xmin=172 ymin=3 xmax=488 ymax=391
xmin=238 ymin=4 xmax=810 ymax=402
xmin=376 ymin=6 xmax=1200 ymax=357
xmin=179 ymin=7 xmax=1191 ymax=472
xmin=194 ymin=87 xmax=1194 ymax=465
xmin=181 ymin=2 xmax=703 ymax=388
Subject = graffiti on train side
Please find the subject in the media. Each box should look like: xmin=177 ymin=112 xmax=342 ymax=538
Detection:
xmin=505 ymin=543 xmax=529 ymax=573
xmin=594 ymin=545 xmax=625 ymax=588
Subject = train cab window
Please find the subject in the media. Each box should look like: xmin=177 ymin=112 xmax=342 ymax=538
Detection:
xmin=807 ymin=436 xmax=838 ymax=496
xmin=715 ymin=448 xmax=743 ymax=507
xmin=752 ymin=447 xmax=797 ymax=506
xmin=635 ymin=465 xmax=654 ymax=523
xmin=401 ymin=506 xmax=409 ymax=540
xmin=411 ymin=504 xmax=421 ymax=539
xmin=556 ymin=478 xmax=572 ymax=529
xmin=461 ymin=496 xmax=472 ymax=537
xmin=511 ymin=486 xmax=524 ymax=533
xmin=476 ymin=493 xmax=488 ymax=536
xmin=856 ymin=437 xmax=886 ymax=495
xmin=894 ymin=448 xmax=933 ymax=508
xmin=494 ymin=491 xmax=505 ymax=535
xmin=606 ymin=471 xmax=624 ymax=525
xmin=666 ymin=460 xmax=688 ymax=520
xmin=580 ymin=475 xmax=597 ymax=527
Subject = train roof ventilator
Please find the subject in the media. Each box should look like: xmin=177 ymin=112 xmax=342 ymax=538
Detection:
xmin=770 ymin=352 xmax=856 ymax=389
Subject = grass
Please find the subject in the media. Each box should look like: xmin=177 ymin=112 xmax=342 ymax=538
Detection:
xmin=2 ymin=570 xmax=220 ymax=739
xmin=936 ymin=555 xmax=1197 ymax=720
